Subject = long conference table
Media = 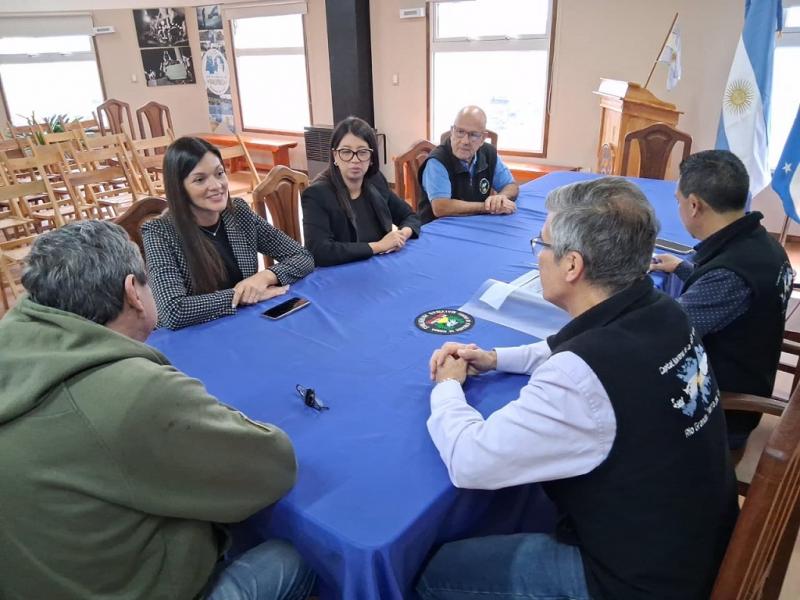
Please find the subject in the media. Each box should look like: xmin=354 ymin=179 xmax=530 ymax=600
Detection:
xmin=147 ymin=172 xmax=692 ymax=599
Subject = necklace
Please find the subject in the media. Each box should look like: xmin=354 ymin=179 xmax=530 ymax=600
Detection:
xmin=200 ymin=220 xmax=222 ymax=238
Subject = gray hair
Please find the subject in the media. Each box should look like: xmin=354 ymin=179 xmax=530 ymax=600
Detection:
xmin=544 ymin=177 xmax=658 ymax=293
xmin=22 ymin=220 xmax=146 ymax=325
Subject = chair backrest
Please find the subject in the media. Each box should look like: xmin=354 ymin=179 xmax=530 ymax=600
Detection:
xmin=113 ymin=196 xmax=168 ymax=253
xmin=0 ymin=138 xmax=25 ymax=159
xmin=252 ymin=165 xmax=307 ymax=244
xmin=97 ymin=99 xmax=136 ymax=140
xmin=439 ymin=128 xmax=499 ymax=146
xmin=620 ymin=123 xmax=692 ymax=180
xmin=393 ymin=139 xmax=436 ymax=210
xmin=136 ymin=101 xmax=174 ymax=140
xmin=0 ymin=162 xmax=67 ymax=226
xmin=218 ymin=134 xmax=260 ymax=189
xmin=711 ymin=387 xmax=800 ymax=599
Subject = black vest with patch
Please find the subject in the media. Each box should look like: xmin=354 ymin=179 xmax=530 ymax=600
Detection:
xmin=416 ymin=139 xmax=498 ymax=225
xmin=682 ymin=211 xmax=792 ymax=438
xmin=543 ymin=278 xmax=738 ymax=600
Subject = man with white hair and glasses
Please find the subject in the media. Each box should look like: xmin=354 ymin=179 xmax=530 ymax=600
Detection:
xmin=417 ymin=105 xmax=518 ymax=224
xmin=418 ymin=177 xmax=737 ymax=600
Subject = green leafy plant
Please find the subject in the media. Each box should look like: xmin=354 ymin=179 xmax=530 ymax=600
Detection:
xmin=14 ymin=112 xmax=83 ymax=143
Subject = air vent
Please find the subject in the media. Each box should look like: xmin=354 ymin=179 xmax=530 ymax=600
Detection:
xmin=304 ymin=125 xmax=333 ymax=181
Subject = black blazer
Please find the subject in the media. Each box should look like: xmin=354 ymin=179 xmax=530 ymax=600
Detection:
xmin=301 ymin=172 xmax=421 ymax=266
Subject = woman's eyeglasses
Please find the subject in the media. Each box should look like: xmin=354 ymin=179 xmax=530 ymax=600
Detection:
xmin=335 ymin=148 xmax=373 ymax=163
xmin=530 ymin=235 xmax=553 ymax=267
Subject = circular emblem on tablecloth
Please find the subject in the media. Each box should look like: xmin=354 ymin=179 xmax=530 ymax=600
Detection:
xmin=415 ymin=309 xmax=475 ymax=335
xmin=479 ymin=177 xmax=490 ymax=195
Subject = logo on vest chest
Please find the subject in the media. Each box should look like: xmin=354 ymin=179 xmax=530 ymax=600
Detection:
xmin=479 ymin=177 xmax=490 ymax=196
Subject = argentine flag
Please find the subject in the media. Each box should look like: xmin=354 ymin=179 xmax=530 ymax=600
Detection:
xmin=716 ymin=0 xmax=783 ymax=197
xmin=773 ymin=107 xmax=800 ymax=222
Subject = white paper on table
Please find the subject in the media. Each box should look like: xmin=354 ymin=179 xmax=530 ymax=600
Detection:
xmin=462 ymin=270 xmax=570 ymax=339
xmin=479 ymin=269 xmax=543 ymax=310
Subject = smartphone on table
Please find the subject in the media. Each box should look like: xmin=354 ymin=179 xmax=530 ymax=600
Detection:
xmin=261 ymin=297 xmax=311 ymax=320
xmin=655 ymin=238 xmax=693 ymax=255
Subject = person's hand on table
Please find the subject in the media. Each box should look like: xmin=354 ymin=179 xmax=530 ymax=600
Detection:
xmin=434 ymin=355 xmax=469 ymax=385
xmin=370 ymin=230 xmax=407 ymax=255
xmin=232 ymin=270 xmax=288 ymax=307
xmin=430 ymin=342 xmax=497 ymax=381
xmin=484 ymin=194 xmax=516 ymax=215
xmin=649 ymin=254 xmax=682 ymax=274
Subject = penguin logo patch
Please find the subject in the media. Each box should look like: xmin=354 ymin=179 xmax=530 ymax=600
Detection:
xmin=479 ymin=177 xmax=490 ymax=195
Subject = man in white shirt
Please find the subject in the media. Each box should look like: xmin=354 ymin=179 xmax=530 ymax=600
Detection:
xmin=417 ymin=177 xmax=738 ymax=600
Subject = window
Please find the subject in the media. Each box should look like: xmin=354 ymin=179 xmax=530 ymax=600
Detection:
xmin=770 ymin=5 xmax=800 ymax=169
xmin=0 ymin=35 xmax=103 ymax=126
xmin=430 ymin=0 xmax=554 ymax=155
xmin=231 ymin=14 xmax=310 ymax=133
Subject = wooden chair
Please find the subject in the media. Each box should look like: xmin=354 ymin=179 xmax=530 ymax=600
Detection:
xmin=136 ymin=101 xmax=174 ymax=140
xmin=439 ymin=128 xmax=499 ymax=146
xmin=252 ymin=166 xmax=307 ymax=244
xmin=620 ymin=123 xmax=692 ymax=180
xmin=711 ymin=387 xmax=800 ymax=599
xmin=219 ymin=134 xmax=261 ymax=198
xmin=393 ymin=139 xmax=436 ymax=210
xmin=68 ymin=145 xmax=141 ymax=218
xmin=0 ymin=138 xmax=26 ymax=160
xmin=97 ymin=99 xmax=136 ymax=140
xmin=0 ymin=179 xmax=52 ymax=308
xmin=113 ymin=196 xmax=168 ymax=254
xmin=1 ymin=154 xmax=79 ymax=228
xmin=129 ymin=132 xmax=175 ymax=196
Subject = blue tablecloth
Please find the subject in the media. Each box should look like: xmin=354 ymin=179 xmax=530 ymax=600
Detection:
xmin=147 ymin=172 xmax=687 ymax=599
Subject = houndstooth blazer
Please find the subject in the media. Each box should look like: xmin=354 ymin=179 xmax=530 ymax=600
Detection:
xmin=141 ymin=198 xmax=314 ymax=330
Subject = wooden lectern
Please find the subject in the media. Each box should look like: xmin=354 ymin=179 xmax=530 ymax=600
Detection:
xmin=594 ymin=79 xmax=682 ymax=175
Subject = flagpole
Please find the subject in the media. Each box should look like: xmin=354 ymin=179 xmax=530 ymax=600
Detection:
xmin=644 ymin=12 xmax=679 ymax=89
xmin=779 ymin=215 xmax=791 ymax=247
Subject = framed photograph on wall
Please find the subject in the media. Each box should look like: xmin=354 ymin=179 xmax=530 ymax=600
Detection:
xmin=133 ymin=7 xmax=195 ymax=86
xmin=141 ymin=46 xmax=196 ymax=87
xmin=133 ymin=8 xmax=188 ymax=47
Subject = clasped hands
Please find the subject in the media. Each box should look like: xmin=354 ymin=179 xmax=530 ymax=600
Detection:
xmin=429 ymin=342 xmax=498 ymax=385
xmin=232 ymin=269 xmax=289 ymax=308
xmin=371 ymin=226 xmax=413 ymax=255
xmin=484 ymin=194 xmax=516 ymax=215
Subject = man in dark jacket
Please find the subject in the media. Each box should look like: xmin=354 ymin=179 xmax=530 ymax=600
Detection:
xmin=419 ymin=177 xmax=737 ymax=600
xmin=417 ymin=105 xmax=518 ymax=224
xmin=652 ymin=150 xmax=792 ymax=457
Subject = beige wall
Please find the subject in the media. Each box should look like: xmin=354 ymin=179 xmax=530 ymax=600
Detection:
xmin=0 ymin=1 xmax=333 ymax=171
xmin=91 ymin=9 xmax=208 ymax=138
xmin=1 ymin=1 xmax=791 ymax=231
xmin=370 ymin=0 xmax=742 ymax=174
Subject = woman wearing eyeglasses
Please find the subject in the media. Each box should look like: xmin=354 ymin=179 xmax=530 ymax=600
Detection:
xmin=301 ymin=116 xmax=421 ymax=267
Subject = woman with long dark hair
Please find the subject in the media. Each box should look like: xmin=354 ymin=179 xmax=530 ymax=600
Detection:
xmin=301 ymin=116 xmax=420 ymax=266
xmin=142 ymin=136 xmax=314 ymax=329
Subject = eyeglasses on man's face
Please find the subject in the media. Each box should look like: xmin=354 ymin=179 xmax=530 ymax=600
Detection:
xmin=451 ymin=126 xmax=486 ymax=143
xmin=334 ymin=147 xmax=373 ymax=163
xmin=530 ymin=234 xmax=553 ymax=267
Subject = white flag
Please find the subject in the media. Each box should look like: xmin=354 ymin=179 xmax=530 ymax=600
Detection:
xmin=658 ymin=23 xmax=682 ymax=91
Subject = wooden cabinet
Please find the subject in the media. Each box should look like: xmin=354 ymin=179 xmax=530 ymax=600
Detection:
xmin=594 ymin=79 xmax=682 ymax=175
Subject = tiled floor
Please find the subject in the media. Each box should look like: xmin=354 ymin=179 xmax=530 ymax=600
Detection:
xmin=2 ymin=244 xmax=800 ymax=595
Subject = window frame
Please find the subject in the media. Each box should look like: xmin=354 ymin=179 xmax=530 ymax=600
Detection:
xmin=0 ymin=34 xmax=106 ymax=127
xmin=769 ymin=6 xmax=800 ymax=170
xmin=229 ymin=13 xmax=313 ymax=136
xmin=427 ymin=0 xmax=558 ymax=158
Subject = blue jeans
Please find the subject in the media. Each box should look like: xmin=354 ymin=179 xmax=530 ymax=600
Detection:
xmin=416 ymin=533 xmax=591 ymax=600
xmin=206 ymin=539 xmax=315 ymax=600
